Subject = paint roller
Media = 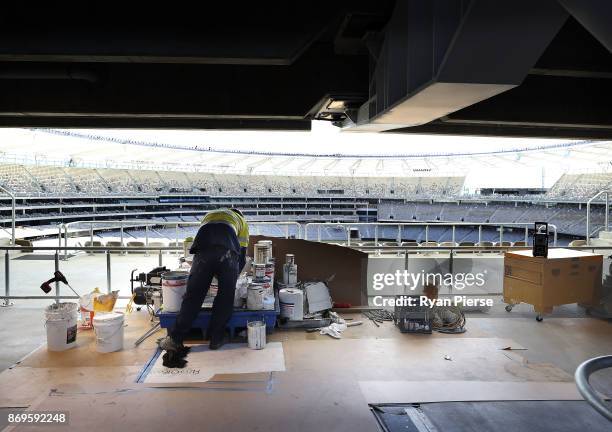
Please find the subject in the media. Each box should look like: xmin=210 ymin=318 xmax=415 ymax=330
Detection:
xmin=40 ymin=271 xmax=80 ymax=297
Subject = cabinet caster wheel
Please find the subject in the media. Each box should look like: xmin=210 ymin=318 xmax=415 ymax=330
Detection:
xmin=536 ymin=315 xmax=543 ymax=322
xmin=505 ymin=305 xmax=513 ymax=312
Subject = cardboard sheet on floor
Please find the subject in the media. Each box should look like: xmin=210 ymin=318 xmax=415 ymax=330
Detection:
xmin=142 ymin=342 xmax=285 ymax=384
xmin=359 ymin=381 xmax=582 ymax=404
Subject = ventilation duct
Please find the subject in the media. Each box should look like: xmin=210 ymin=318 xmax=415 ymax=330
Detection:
xmin=344 ymin=0 xmax=568 ymax=132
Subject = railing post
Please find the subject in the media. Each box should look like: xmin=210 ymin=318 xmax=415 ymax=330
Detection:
xmin=1 ymin=250 xmax=13 ymax=307
xmin=524 ymin=226 xmax=528 ymax=244
xmin=285 ymin=224 xmax=289 ymax=239
xmin=90 ymin=224 xmax=94 ymax=245
xmin=478 ymin=225 xmax=482 ymax=244
xmin=606 ymin=192 xmax=610 ymax=232
xmin=54 ymin=252 xmax=60 ymax=304
xmin=175 ymin=224 xmax=179 ymax=254
xmin=145 ymin=225 xmax=150 ymax=256
xmin=318 ymin=225 xmax=321 ymax=242
xmin=64 ymin=225 xmax=68 ymax=260
xmin=425 ymin=225 xmax=429 ymax=243
xmin=375 ymin=225 xmax=379 ymax=246
xmin=106 ymin=251 xmax=111 ymax=293
xmin=452 ymin=225 xmax=456 ymax=243
xmin=396 ymin=224 xmax=401 ymax=245
xmin=158 ymin=249 xmax=163 ymax=267
xmin=586 ymin=198 xmax=591 ymax=245
xmin=499 ymin=225 xmax=504 ymax=244
xmin=10 ymin=193 xmax=15 ymax=246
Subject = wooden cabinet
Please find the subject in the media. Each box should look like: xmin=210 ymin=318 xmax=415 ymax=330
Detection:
xmin=503 ymin=249 xmax=602 ymax=319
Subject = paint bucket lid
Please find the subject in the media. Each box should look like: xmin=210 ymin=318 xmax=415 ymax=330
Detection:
xmin=93 ymin=312 xmax=124 ymax=324
xmin=162 ymin=271 xmax=189 ymax=280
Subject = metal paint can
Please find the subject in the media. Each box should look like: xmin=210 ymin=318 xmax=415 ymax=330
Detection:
xmin=254 ymin=264 xmax=266 ymax=281
xmin=247 ymin=283 xmax=266 ymax=310
xmin=264 ymin=262 xmax=275 ymax=287
xmin=247 ymin=321 xmax=266 ymax=350
xmin=254 ymin=244 xmax=270 ymax=265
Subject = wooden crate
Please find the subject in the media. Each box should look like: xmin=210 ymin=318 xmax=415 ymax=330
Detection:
xmin=503 ymin=248 xmax=602 ymax=318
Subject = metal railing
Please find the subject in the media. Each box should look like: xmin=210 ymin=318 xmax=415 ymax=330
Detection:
xmin=586 ymin=191 xmax=611 ymax=245
xmin=575 ymin=355 xmax=612 ymax=421
xmin=304 ymin=221 xmax=558 ymax=246
xmin=2 ymin=244 xmax=611 ymax=306
xmin=57 ymin=220 xmax=303 ymax=260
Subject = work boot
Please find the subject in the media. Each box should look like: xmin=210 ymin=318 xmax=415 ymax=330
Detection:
xmin=209 ymin=335 xmax=226 ymax=350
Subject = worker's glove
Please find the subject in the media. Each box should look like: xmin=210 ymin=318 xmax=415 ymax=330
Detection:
xmin=319 ymin=322 xmax=347 ymax=339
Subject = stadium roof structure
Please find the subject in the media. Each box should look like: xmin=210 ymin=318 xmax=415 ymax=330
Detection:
xmin=0 ymin=129 xmax=610 ymax=180
xmin=0 ymin=4 xmax=611 ymax=138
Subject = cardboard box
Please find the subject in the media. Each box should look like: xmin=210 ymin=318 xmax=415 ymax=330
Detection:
xmin=503 ymin=248 xmax=602 ymax=315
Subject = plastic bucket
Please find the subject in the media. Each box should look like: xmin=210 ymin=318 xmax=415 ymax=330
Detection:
xmin=247 ymin=321 xmax=266 ymax=350
xmin=45 ymin=303 xmax=78 ymax=351
xmin=162 ymin=271 xmax=189 ymax=312
xmin=93 ymin=312 xmax=124 ymax=353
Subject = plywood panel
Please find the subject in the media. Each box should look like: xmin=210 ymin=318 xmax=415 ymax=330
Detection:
xmin=359 ymin=380 xmax=582 ymax=404
xmin=249 ymin=236 xmax=367 ymax=305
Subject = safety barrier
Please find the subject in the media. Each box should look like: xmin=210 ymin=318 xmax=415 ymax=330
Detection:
xmin=304 ymin=221 xmax=558 ymax=246
xmin=1 ymin=244 xmax=610 ymax=306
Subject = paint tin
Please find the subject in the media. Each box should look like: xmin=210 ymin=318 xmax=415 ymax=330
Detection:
xmin=247 ymin=321 xmax=266 ymax=349
xmin=247 ymin=283 xmax=266 ymax=310
xmin=254 ymin=264 xmax=266 ymax=281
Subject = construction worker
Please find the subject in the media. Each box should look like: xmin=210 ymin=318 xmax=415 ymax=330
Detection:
xmin=158 ymin=208 xmax=249 ymax=357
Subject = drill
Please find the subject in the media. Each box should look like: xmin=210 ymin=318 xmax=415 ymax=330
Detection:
xmin=40 ymin=271 xmax=80 ymax=297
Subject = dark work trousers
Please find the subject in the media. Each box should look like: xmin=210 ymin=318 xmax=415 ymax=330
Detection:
xmin=170 ymin=246 xmax=239 ymax=344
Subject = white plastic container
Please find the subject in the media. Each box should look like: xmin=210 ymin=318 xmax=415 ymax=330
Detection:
xmin=93 ymin=312 xmax=125 ymax=353
xmin=279 ymin=288 xmax=304 ymax=321
xmin=45 ymin=302 xmax=78 ymax=351
xmin=161 ymin=271 xmax=189 ymax=312
xmin=247 ymin=321 xmax=266 ymax=349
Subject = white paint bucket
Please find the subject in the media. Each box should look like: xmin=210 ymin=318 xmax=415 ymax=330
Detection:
xmin=162 ymin=271 xmax=189 ymax=312
xmin=45 ymin=302 xmax=78 ymax=351
xmin=247 ymin=321 xmax=266 ymax=349
xmin=247 ymin=283 xmax=265 ymax=310
xmin=279 ymin=288 xmax=304 ymax=321
xmin=93 ymin=312 xmax=125 ymax=353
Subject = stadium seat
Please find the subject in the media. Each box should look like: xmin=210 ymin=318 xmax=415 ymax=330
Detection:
xmin=105 ymin=240 xmax=124 ymax=253
xmin=126 ymin=241 xmax=146 ymax=253
xmin=84 ymin=240 xmax=104 ymax=254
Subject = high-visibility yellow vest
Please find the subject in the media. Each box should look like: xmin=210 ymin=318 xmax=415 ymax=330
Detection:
xmin=201 ymin=209 xmax=249 ymax=247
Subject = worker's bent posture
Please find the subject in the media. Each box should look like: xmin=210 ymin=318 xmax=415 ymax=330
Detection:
xmin=159 ymin=208 xmax=249 ymax=352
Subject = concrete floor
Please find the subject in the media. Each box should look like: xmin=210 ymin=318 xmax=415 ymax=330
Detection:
xmin=1 ymin=248 xmax=611 ymax=430
xmin=0 ymin=305 xmax=610 ymax=431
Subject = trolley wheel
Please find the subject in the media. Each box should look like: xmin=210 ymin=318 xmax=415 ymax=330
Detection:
xmin=505 ymin=305 xmax=513 ymax=312
xmin=536 ymin=315 xmax=543 ymax=322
